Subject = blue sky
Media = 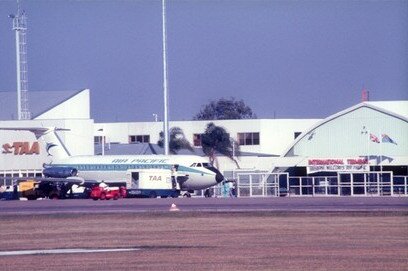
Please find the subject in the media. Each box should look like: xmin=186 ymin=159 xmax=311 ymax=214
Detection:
xmin=0 ymin=0 xmax=407 ymax=122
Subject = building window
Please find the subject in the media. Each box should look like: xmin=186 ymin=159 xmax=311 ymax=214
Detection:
xmin=193 ymin=134 xmax=202 ymax=147
xmin=294 ymin=132 xmax=302 ymax=139
xmin=238 ymin=132 xmax=260 ymax=145
xmin=94 ymin=136 xmax=105 ymax=144
xmin=129 ymin=135 xmax=150 ymax=143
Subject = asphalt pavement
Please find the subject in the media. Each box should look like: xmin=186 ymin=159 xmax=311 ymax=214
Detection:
xmin=0 ymin=196 xmax=407 ymax=215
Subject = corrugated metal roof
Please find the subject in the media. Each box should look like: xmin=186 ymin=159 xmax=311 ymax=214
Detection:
xmin=281 ymin=101 xmax=408 ymax=158
xmin=0 ymin=90 xmax=83 ymax=120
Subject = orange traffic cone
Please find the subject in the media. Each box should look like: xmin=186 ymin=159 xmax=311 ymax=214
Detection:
xmin=169 ymin=203 xmax=180 ymax=212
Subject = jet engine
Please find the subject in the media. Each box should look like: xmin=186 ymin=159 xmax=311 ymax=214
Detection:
xmin=43 ymin=167 xmax=78 ymax=178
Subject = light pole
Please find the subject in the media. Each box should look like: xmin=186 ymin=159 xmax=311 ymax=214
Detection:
xmin=162 ymin=0 xmax=169 ymax=155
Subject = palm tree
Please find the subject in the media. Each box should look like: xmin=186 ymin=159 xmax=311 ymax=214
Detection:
xmin=201 ymin=122 xmax=240 ymax=169
xmin=158 ymin=127 xmax=194 ymax=154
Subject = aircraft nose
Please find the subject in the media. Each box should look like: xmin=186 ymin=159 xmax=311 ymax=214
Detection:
xmin=206 ymin=166 xmax=225 ymax=184
xmin=215 ymin=172 xmax=224 ymax=183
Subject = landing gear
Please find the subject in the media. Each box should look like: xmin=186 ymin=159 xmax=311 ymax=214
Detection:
xmin=149 ymin=191 xmax=157 ymax=198
xmin=204 ymin=189 xmax=212 ymax=198
xmin=183 ymin=192 xmax=191 ymax=198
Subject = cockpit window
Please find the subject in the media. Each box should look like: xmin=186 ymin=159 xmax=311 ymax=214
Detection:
xmin=191 ymin=162 xmax=214 ymax=168
xmin=203 ymin=163 xmax=216 ymax=168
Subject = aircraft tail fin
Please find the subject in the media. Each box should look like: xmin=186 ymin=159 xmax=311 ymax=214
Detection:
xmin=0 ymin=127 xmax=71 ymax=160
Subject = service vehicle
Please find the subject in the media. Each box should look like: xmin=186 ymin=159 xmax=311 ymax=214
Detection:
xmin=18 ymin=180 xmax=51 ymax=200
xmin=17 ymin=180 xmax=89 ymax=200
xmin=0 ymin=185 xmax=17 ymax=200
xmin=90 ymin=185 xmax=126 ymax=200
xmin=126 ymin=169 xmax=180 ymax=198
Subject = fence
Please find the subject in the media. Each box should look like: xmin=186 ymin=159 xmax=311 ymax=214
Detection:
xmin=224 ymin=171 xmax=407 ymax=197
xmin=0 ymin=169 xmax=43 ymax=187
xmin=2 ymin=169 xmax=407 ymax=197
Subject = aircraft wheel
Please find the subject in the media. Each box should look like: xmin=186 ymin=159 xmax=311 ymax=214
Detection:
xmin=183 ymin=192 xmax=191 ymax=198
xmin=149 ymin=192 xmax=156 ymax=198
xmin=50 ymin=194 xmax=59 ymax=200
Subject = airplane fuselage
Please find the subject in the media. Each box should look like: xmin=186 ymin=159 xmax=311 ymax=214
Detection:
xmin=48 ymin=155 xmax=222 ymax=190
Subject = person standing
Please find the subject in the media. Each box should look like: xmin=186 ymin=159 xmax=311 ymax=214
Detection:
xmin=171 ymin=165 xmax=179 ymax=190
xmin=99 ymin=181 xmax=109 ymax=191
xmin=228 ymin=181 xmax=235 ymax=197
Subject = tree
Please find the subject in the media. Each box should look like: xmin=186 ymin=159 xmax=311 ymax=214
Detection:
xmin=158 ymin=127 xmax=194 ymax=154
xmin=201 ymin=122 xmax=240 ymax=169
xmin=194 ymin=97 xmax=256 ymax=120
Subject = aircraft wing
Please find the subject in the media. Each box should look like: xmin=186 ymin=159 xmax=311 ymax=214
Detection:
xmin=0 ymin=176 xmax=89 ymax=185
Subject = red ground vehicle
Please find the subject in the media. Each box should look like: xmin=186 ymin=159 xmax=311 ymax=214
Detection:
xmin=90 ymin=186 xmax=127 ymax=200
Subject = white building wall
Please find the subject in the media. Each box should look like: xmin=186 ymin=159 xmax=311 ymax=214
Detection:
xmin=95 ymin=119 xmax=320 ymax=156
xmin=35 ymin=89 xmax=90 ymax=120
xmin=259 ymin=119 xmax=319 ymax=155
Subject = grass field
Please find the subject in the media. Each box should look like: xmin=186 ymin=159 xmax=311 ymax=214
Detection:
xmin=0 ymin=212 xmax=407 ymax=271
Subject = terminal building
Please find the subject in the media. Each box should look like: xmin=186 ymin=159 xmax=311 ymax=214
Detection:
xmin=1 ymin=88 xmax=407 ymax=197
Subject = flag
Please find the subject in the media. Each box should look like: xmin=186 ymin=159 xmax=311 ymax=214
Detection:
xmin=370 ymin=133 xmax=380 ymax=143
xmin=382 ymin=134 xmax=397 ymax=145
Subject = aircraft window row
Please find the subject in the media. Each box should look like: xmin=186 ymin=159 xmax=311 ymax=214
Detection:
xmin=77 ymin=164 xmax=167 ymax=171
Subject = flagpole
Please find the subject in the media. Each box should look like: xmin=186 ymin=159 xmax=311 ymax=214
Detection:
xmin=380 ymin=132 xmax=383 ymax=173
xmin=367 ymin=128 xmax=370 ymax=168
xmin=362 ymin=126 xmax=370 ymax=194
xmin=367 ymin=128 xmax=371 ymax=194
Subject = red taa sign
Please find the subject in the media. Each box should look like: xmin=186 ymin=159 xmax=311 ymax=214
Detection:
xmin=2 ymin=142 xmax=40 ymax=155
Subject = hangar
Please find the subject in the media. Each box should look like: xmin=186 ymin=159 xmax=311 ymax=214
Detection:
xmin=259 ymin=101 xmax=408 ymax=197
xmin=0 ymin=88 xmax=407 ymax=197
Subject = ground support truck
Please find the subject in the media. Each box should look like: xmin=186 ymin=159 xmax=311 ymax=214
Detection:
xmin=126 ymin=169 xmax=180 ymax=198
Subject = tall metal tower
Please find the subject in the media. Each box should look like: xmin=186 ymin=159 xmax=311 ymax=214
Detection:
xmin=9 ymin=1 xmax=31 ymax=120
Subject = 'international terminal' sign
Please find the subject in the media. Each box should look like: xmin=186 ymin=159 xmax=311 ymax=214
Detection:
xmin=307 ymin=158 xmax=369 ymax=174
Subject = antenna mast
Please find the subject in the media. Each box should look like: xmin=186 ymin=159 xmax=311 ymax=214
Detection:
xmin=10 ymin=0 xmax=31 ymax=120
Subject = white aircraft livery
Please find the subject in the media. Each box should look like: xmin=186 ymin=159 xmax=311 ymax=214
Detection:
xmin=1 ymin=127 xmax=225 ymax=191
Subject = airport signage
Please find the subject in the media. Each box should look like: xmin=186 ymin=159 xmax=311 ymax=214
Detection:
xmin=2 ymin=142 xmax=40 ymax=155
xmin=307 ymin=158 xmax=368 ymax=174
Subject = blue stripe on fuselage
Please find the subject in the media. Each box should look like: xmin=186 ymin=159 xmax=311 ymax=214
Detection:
xmin=50 ymin=163 xmax=211 ymax=175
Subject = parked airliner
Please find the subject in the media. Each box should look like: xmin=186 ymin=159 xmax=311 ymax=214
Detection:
xmin=1 ymin=127 xmax=225 ymax=191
